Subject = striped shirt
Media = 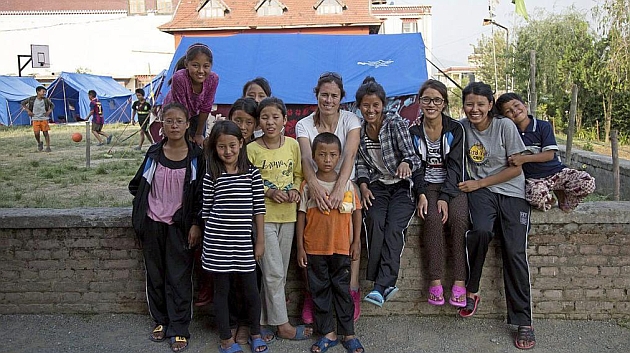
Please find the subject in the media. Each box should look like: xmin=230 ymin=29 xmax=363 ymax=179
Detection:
xmin=201 ymin=166 xmax=265 ymax=273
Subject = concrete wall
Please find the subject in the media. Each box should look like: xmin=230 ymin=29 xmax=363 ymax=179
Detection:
xmin=558 ymin=146 xmax=630 ymax=200
xmin=1 ymin=203 xmax=629 ymax=320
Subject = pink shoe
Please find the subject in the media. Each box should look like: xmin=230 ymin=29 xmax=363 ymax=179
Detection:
xmin=428 ymin=285 xmax=445 ymax=306
xmin=301 ymin=292 xmax=314 ymax=324
xmin=350 ymin=289 xmax=361 ymax=322
xmin=449 ymin=285 xmax=467 ymax=308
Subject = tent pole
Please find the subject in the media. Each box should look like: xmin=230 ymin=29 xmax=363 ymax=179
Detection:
xmin=61 ymin=79 xmax=68 ymax=123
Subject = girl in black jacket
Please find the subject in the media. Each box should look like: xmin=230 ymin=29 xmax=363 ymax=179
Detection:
xmin=129 ymin=102 xmax=205 ymax=352
xmin=409 ymin=80 xmax=469 ymax=309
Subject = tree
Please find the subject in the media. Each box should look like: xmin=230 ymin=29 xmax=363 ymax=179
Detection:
xmin=592 ymin=0 xmax=630 ymax=142
xmin=511 ymin=10 xmax=596 ymax=122
xmin=471 ymin=32 xmax=509 ymax=93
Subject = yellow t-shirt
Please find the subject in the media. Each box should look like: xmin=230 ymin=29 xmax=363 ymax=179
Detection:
xmin=247 ymin=137 xmax=303 ymax=223
xmin=298 ymin=179 xmax=362 ymax=256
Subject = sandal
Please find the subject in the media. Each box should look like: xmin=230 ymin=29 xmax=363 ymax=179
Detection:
xmin=363 ymin=290 xmax=384 ymax=307
xmin=514 ymin=326 xmax=536 ymax=350
xmin=260 ymin=327 xmax=276 ymax=343
xmin=248 ymin=336 xmax=269 ymax=353
xmin=311 ymin=336 xmax=339 ymax=353
xmin=342 ymin=337 xmax=365 ymax=353
xmin=428 ymin=285 xmax=445 ymax=306
xmin=458 ymin=295 xmax=480 ymax=318
xmin=383 ymin=286 xmax=399 ymax=302
xmin=149 ymin=324 xmax=166 ymax=342
xmin=278 ymin=324 xmax=311 ymax=340
xmin=170 ymin=336 xmax=188 ymax=352
xmin=219 ymin=342 xmax=245 ymax=353
xmin=449 ymin=285 xmax=467 ymax=308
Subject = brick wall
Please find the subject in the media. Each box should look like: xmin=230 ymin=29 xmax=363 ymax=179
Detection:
xmin=1 ymin=203 xmax=629 ymax=320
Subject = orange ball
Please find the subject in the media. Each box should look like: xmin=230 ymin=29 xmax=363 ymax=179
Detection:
xmin=72 ymin=132 xmax=83 ymax=142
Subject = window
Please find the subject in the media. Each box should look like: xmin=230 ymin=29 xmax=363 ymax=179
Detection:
xmin=256 ymin=0 xmax=286 ymax=16
xmin=315 ymin=0 xmax=343 ymax=15
xmin=156 ymin=0 xmax=173 ymax=14
xmin=199 ymin=0 xmax=229 ymax=18
xmin=402 ymin=20 xmax=418 ymax=33
xmin=129 ymin=0 xmax=145 ymax=14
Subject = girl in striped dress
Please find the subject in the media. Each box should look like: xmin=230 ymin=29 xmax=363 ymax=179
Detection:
xmin=201 ymin=120 xmax=269 ymax=353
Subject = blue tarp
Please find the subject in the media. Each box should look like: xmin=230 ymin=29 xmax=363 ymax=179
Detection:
xmin=47 ymin=72 xmax=133 ymax=124
xmin=142 ymin=69 xmax=166 ymax=106
xmin=0 ymin=76 xmax=41 ymax=126
xmin=162 ymin=33 xmax=428 ymax=105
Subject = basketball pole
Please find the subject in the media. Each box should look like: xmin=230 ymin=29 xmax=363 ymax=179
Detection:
xmin=17 ymin=55 xmax=32 ymax=77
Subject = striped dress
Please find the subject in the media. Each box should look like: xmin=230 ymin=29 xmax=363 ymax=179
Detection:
xmin=201 ymin=166 xmax=265 ymax=273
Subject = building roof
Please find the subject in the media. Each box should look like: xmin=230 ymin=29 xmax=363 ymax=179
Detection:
xmin=0 ymin=0 xmax=128 ymax=13
xmin=159 ymin=0 xmax=380 ymax=33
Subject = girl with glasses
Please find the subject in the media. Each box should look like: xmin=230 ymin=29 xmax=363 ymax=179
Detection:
xmin=409 ymin=79 xmax=469 ymax=308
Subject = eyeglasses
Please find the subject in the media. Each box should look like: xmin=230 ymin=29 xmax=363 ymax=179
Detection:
xmin=419 ymin=96 xmax=445 ymax=105
xmin=319 ymin=71 xmax=342 ymax=81
xmin=164 ymin=119 xmax=187 ymax=126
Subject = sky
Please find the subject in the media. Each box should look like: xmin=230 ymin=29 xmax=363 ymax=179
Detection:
xmin=394 ymin=0 xmax=598 ymax=67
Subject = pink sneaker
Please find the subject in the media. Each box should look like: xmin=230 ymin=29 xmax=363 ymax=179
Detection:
xmin=301 ymin=292 xmax=314 ymax=324
xmin=350 ymin=289 xmax=361 ymax=322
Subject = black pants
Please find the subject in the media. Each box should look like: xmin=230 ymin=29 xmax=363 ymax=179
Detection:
xmin=466 ymin=188 xmax=533 ymax=326
xmin=307 ymin=254 xmax=354 ymax=336
xmin=213 ymin=271 xmax=261 ymax=340
xmin=141 ymin=216 xmax=194 ymax=338
xmin=363 ymin=181 xmax=415 ymax=287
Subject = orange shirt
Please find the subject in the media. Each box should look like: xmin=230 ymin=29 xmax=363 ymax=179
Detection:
xmin=298 ymin=179 xmax=361 ymax=256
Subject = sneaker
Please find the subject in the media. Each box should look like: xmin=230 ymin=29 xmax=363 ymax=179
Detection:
xmin=133 ymin=146 xmax=141 ymax=151
xmin=44 ymin=147 xmax=51 ymax=153
xmin=37 ymin=142 xmax=43 ymax=151
xmin=96 ymin=142 xmax=104 ymax=146
xmin=301 ymin=292 xmax=314 ymax=324
xmin=106 ymin=135 xmax=112 ymax=144
xmin=350 ymin=289 xmax=361 ymax=322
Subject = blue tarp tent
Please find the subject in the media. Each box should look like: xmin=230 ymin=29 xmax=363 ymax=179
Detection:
xmin=142 ymin=70 xmax=166 ymax=106
xmin=162 ymin=33 xmax=428 ymax=106
xmin=47 ymin=72 xmax=133 ymax=124
xmin=0 ymin=76 xmax=41 ymax=126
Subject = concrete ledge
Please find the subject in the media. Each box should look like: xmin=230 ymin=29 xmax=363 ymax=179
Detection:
xmin=1 ymin=202 xmax=629 ymax=320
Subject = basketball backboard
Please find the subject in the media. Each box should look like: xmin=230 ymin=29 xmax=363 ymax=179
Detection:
xmin=30 ymin=44 xmax=50 ymax=68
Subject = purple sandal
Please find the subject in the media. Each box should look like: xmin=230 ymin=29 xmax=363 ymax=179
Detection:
xmin=449 ymin=285 xmax=467 ymax=307
xmin=428 ymin=285 xmax=445 ymax=306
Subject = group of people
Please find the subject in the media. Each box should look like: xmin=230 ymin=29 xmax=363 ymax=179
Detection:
xmin=21 ymin=86 xmax=116 ymax=151
xmin=128 ymin=42 xmax=596 ymax=353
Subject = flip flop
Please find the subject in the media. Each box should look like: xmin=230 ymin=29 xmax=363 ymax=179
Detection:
xmin=260 ymin=327 xmax=276 ymax=344
xmin=458 ymin=295 xmax=480 ymax=318
xmin=170 ymin=336 xmax=188 ymax=352
xmin=218 ymin=342 xmax=244 ymax=353
xmin=342 ymin=337 xmax=365 ymax=353
xmin=149 ymin=324 xmax=166 ymax=342
xmin=278 ymin=325 xmax=311 ymax=340
xmin=248 ymin=336 xmax=269 ymax=353
xmin=363 ymin=290 xmax=384 ymax=307
xmin=449 ymin=285 xmax=467 ymax=308
xmin=311 ymin=336 xmax=339 ymax=353
xmin=384 ymin=286 xmax=399 ymax=302
xmin=428 ymin=285 xmax=445 ymax=306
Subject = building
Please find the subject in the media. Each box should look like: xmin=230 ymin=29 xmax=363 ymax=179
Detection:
xmin=0 ymin=1 xmax=177 ymax=86
xmin=159 ymin=0 xmax=382 ymax=46
xmin=369 ymin=1 xmax=432 ymax=76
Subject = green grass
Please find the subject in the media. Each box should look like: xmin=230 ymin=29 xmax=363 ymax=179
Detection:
xmin=0 ymin=123 xmax=146 ymax=208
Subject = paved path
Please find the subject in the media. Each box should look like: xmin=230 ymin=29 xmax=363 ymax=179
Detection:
xmin=1 ymin=314 xmax=628 ymax=353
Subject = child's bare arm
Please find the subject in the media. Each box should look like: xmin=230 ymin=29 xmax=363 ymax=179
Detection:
xmin=509 ymin=150 xmax=555 ymax=167
xmin=254 ymin=214 xmax=265 ymax=261
xmin=296 ymin=212 xmax=308 ymax=268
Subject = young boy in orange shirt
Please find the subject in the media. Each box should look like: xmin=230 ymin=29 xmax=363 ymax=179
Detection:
xmin=296 ymin=132 xmax=365 ymax=353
